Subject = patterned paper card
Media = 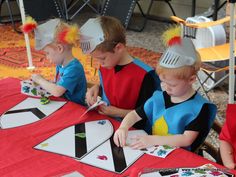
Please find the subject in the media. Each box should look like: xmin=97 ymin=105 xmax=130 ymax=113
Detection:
xmin=142 ymin=145 xmax=177 ymax=158
xmin=124 ymin=130 xmax=177 ymax=158
xmin=21 ymin=80 xmax=51 ymax=97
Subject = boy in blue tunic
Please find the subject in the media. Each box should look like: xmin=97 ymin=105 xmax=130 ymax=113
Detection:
xmin=113 ymin=36 xmax=217 ymax=152
xmin=30 ymin=19 xmax=87 ymax=105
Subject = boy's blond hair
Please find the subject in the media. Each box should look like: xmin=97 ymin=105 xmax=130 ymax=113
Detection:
xmin=95 ymin=16 xmax=126 ymax=52
xmin=156 ymin=51 xmax=201 ymax=80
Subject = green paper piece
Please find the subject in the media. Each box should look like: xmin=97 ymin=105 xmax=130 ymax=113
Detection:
xmin=75 ymin=133 xmax=86 ymax=138
xmin=31 ymin=88 xmax=37 ymax=95
xmin=193 ymin=169 xmax=206 ymax=174
xmin=41 ymin=143 xmax=49 ymax=147
xmin=162 ymin=145 xmax=173 ymax=150
xmin=40 ymin=97 xmax=50 ymax=105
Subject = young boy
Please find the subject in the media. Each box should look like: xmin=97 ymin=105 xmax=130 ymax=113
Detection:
xmin=219 ymin=104 xmax=236 ymax=169
xmin=113 ymin=37 xmax=217 ymax=152
xmin=80 ymin=16 xmax=160 ymax=128
xmin=30 ymin=19 xmax=87 ymax=105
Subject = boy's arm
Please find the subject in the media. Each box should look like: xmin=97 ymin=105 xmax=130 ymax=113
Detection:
xmin=131 ymin=130 xmax=199 ymax=149
xmin=98 ymin=89 xmax=156 ymax=118
xmin=113 ymin=110 xmax=142 ymax=147
xmin=219 ymin=123 xmax=235 ymax=169
xmin=32 ymin=74 xmax=66 ymax=97
xmin=220 ymin=140 xmax=235 ymax=169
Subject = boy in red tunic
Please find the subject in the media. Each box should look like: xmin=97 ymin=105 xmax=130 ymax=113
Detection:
xmin=80 ymin=16 xmax=160 ymax=128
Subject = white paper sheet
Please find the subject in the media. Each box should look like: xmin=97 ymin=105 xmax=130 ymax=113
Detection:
xmin=0 ymin=97 xmax=66 ymax=128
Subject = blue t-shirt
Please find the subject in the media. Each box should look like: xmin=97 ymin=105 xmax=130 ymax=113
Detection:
xmin=56 ymin=58 xmax=87 ymax=105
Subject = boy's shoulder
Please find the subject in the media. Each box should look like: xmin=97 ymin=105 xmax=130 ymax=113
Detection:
xmin=60 ymin=59 xmax=85 ymax=76
xmin=177 ymin=92 xmax=217 ymax=116
xmin=70 ymin=58 xmax=83 ymax=66
xmin=146 ymin=90 xmax=163 ymax=102
xmin=66 ymin=59 xmax=83 ymax=70
xmin=192 ymin=91 xmax=215 ymax=106
xmin=152 ymin=90 xmax=163 ymax=97
xmin=150 ymin=91 xmax=215 ymax=107
xmin=132 ymin=58 xmax=154 ymax=72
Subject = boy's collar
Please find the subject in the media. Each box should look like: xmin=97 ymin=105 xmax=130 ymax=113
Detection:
xmin=60 ymin=58 xmax=75 ymax=68
xmin=170 ymin=88 xmax=196 ymax=103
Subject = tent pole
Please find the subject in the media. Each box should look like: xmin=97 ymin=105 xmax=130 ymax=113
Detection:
xmin=18 ymin=0 xmax=35 ymax=70
xmin=229 ymin=0 xmax=236 ymax=103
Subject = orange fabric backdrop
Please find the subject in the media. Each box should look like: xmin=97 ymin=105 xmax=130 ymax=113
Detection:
xmin=0 ymin=24 xmax=160 ymax=84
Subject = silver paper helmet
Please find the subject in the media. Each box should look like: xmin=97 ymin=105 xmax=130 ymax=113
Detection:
xmin=159 ymin=38 xmax=197 ymax=68
xmin=34 ymin=19 xmax=60 ymax=50
xmin=80 ymin=18 xmax=105 ymax=54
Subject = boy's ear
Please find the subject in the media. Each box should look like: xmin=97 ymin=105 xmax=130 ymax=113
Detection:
xmin=113 ymin=43 xmax=125 ymax=53
xmin=189 ymin=75 xmax=197 ymax=84
xmin=56 ymin=44 xmax=64 ymax=53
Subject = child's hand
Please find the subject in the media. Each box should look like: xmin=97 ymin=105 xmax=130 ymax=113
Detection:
xmin=98 ymin=105 xmax=118 ymax=117
xmin=225 ymin=162 xmax=236 ymax=170
xmin=130 ymin=135 xmax=154 ymax=149
xmin=220 ymin=140 xmax=236 ymax=170
xmin=31 ymin=74 xmax=43 ymax=84
xmin=113 ymin=127 xmax=128 ymax=147
xmin=85 ymin=85 xmax=99 ymax=106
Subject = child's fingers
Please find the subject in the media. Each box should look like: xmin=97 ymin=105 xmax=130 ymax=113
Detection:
xmin=130 ymin=142 xmax=139 ymax=149
xmin=92 ymin=96 xmax=97 ymax=103
xmin=130 ymin=141 xmax=144 ymax=150
xmin=118 ymin=134 xmax=124 ymax=147
xmin=130 ymin=136 xmax=146 ymax=149
xmin=85 ymin=97 xmax=92 ymax=106
xmin=130 ymin=135 xmax=142 ymax=141
xmin=114 ymin=130 xmax=126 ymax=147
xmin=93 ymin=92 xmax=99 ymax=100
xmin=130 ymin=136 xmax=138 ymax=140
xmin=85 ymin=92 xmax=97 ymax=106
xmin=98 ymin=105 xmax=105 ymax=110
xmin=120 ymin=131 xmax=127 ymax=147
xmin=86 ymin=88 xmax=98 ymax=103
xmin=85 ymin=99 xmax=91 ymax=106
xmin=89 ymin=87 xmax=99 ymax=99
xmin=98 ymin=105 xmax=108 ymax=114
xmin=98 ymin=109 xmax=105 ymax=115
xmin=225 ymin=163 xmax=236 ymax=170
xmin=86 ymin=97 xmax=96 ymax=106
xmin=113 ymin=133 xmax=120 ymax=147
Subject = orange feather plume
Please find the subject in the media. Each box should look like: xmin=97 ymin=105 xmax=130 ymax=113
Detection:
xmin=21 ymin=16 xmax=37 ymax=33
xmin=162 ymin=25 xmax=181 ymax=47
xmin=57 ymin=25 xmax=79 ymax=45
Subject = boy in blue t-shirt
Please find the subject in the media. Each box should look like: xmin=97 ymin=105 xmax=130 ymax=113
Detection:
xmin=30 ymin=19 xmax=87 ymax=105
xmin=113 ymin=37 xmax=217 ymax=152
